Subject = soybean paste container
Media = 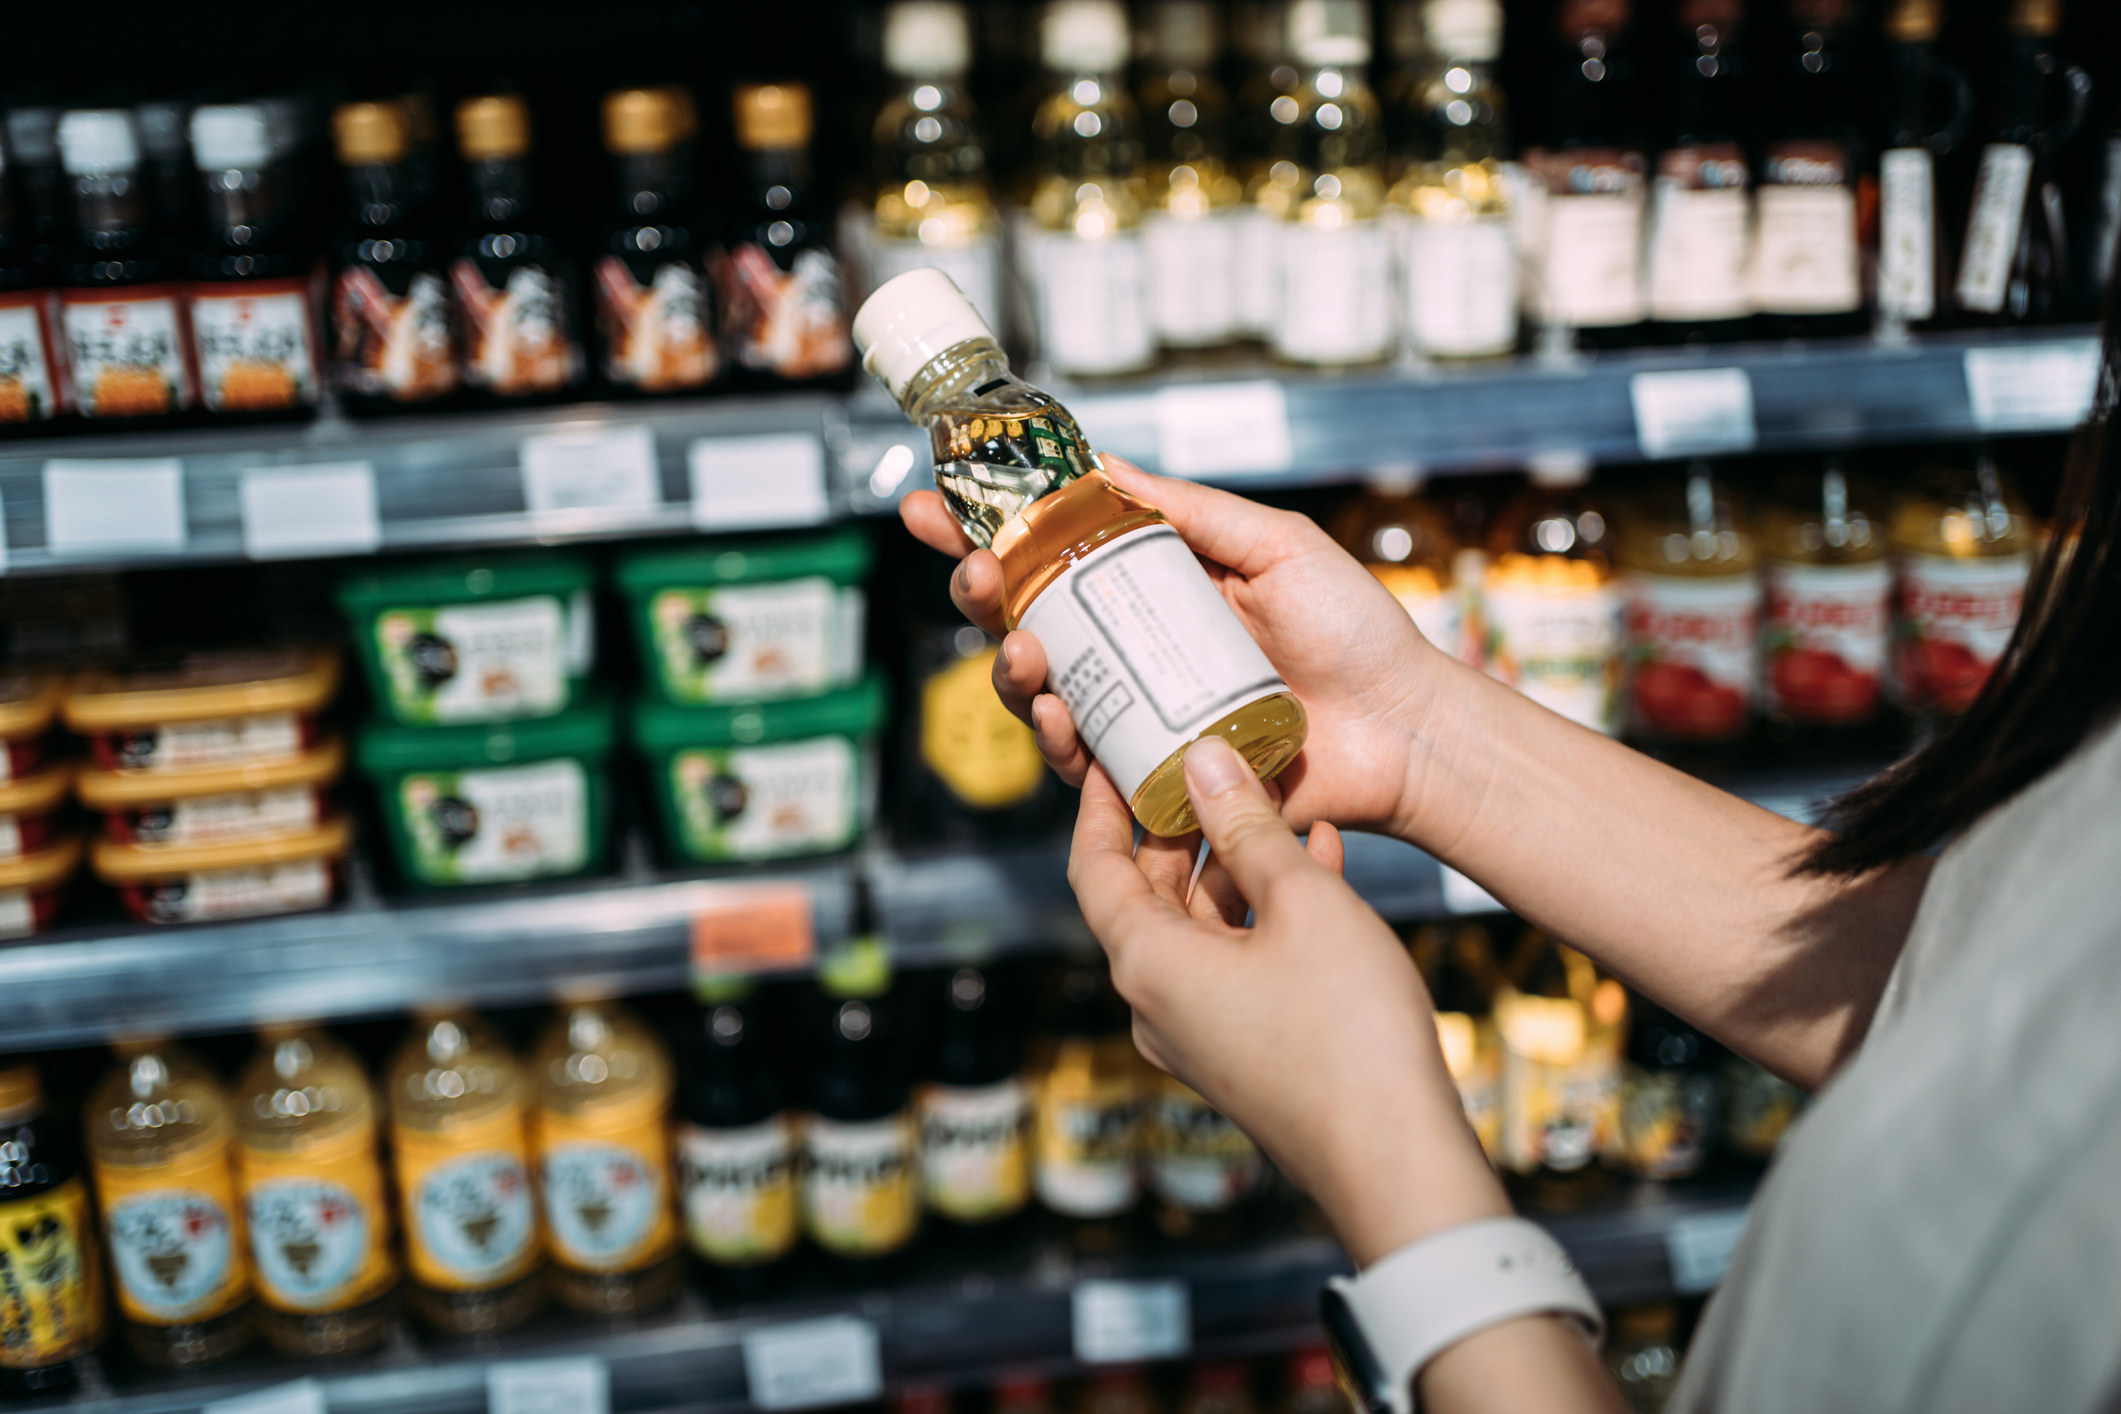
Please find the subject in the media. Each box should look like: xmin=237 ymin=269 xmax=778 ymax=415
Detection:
xmin=614 ymin=528 xmax=870 ymax=705
xmin=337 ymin=556 xmax=594 ymax=725
xmin=634 ymin=674 xmax=885 ymax=863
xmin=358 ymin=700 xmax=614 ymax=887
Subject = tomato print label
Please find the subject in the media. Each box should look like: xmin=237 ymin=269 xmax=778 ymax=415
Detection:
xmin=410 ymin=1152 xmax=536 ymax=1286
xmin=1894 ymin=553 xmax=2029 ymax=714
xmin=541 ymin=1143 xmax=660 ymax=1266
xmin=0 ymin=292 xmax=58 ymax=422
xmin=60 ymin=285 xmax=194 ymax=416
xmin=1625 ymin=573 xmax=1760 ymax=741
xmin=1762 ymin=560 xmax=1891 ymax=725
xmin=245 ymin=1179 xmax=371 ymax=1307
xmin=105 ymin=1190 xmax=236 ymax=1320
xmin=190 ymin=278 xmax=320 ymax=411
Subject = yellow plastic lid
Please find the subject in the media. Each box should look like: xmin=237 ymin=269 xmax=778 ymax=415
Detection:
xmin=64 ymin=650 xmax=340 ymax=732
xmin=0 ymin=675 xmax=62 ymax=741
xmin=78 ymin=737 xmax=345 ymax=809
xmin=92 ymin=816 xmax=351 ymax=882
xmin=0 ymin=765 xmax=72 ymax=818
xmin=0 ymin=834 xmax=83 ymax=893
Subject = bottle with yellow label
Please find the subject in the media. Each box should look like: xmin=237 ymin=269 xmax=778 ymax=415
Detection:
xmin=804 ymin=944 xmax=922 ymax=1270
xmin=386 ymin=1011 xmax=544 ymax=1336
xmin=1333 ymin=476 xmax=1474 ymax=663
xmin=1493 ymin=934 xmax=1627 ymax=1209
xmin=676 ymin=978 xmax=799 ymax=1291
xmin=1033 ymin=956 xmax=1145 ymax=1252
xmin=1483 ymin=455 xmax=1625 ymax=736
xmin=84 ymin=1043 xmax=251 ymax=1369
xmin=1148 ymin=1075 xmax=1265 ymax=1246
xmin=0 ymin=1062 xmax=104 ymax=1395
xmin=530 ymin=1000 xmax=683 ymax=1315
xmin=1407 ymin=924 xmax=1502 ymax=1158
xmin=920 ymin=964 xmax=1032 ymax=1238
xmin=232 ymin=1026 xmax=400 ymax=1358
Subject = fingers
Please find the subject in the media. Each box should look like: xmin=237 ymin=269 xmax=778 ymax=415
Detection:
xmin=990 ymin=631 xmax=1046 ymax=724
xmin=900 ymin=490 xmax=977 ymax=558
xmin=1030 ymin=694 xmax=1093 ymax=786
xmin=951 ymin=551 xmax=1008 ymax=637
xmin=1306 ymin=820 xmax=1347 ymax=877
xmin=1182 ymin=737 xmax=1320 ymax=914
xmin=1187 ymin=849 xmax=1250 ymax=927
xmin=1067 ymin=766 xmax=1181 ymax=955
xmin=1135 ymin=828 xmax=1204 ymax=908
xmin=1101 ymin=457 xmax=1318 ymax=578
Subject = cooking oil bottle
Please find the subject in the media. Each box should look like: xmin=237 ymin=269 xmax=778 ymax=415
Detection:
xmin=0 ymin=1062 xmax=103 ymax=1395
xmin=1617 ymin=462 xmax=1760 ymax=751
xmin=1148 ymin=1075 xmax=1264 ymax=1245
xmin=1231 ymin=0 xmax=1301 ymax=339
xmin=1138 ymin=0 xmax=1244 ymax=351
xmin=1032 ymin=955 xmax=1145 ymax=1252
xmin=1483 ymin=454 xmax=1625 ymax=735
xmin=1760 ymin=460 xmax=1892 ymax=735
xmin=854 ymin=268 xmax=1306 ymax=836
xmin=1333 ymin=474 xmax=1471 ymax=662
xmin=1494 ymin=933 xmax=1627 ymax=1208
xmin=1890 ymin=452 xmax=2034 ymax=716
xmin=386 ymin=1010 xmax=543 ymax=1336
xmin=232 ymin=1026 xmax=400 ymax=1358
xmin=1408 ymin=923 xmax=1502 ymax=1158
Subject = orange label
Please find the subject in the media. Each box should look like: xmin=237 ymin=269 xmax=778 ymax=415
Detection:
xmin=94 ymin=1137 xmax=251 ymax=1326
xmin=533 ymin=1094 xmax=678 ymax=1275
xmin=689 ymin=881 xmax=815 ymax=979
xmin=236 ymin=1122 xmax=396 ymax=1314
xmin=393 ymin=1105 xmax=541 ymax=1293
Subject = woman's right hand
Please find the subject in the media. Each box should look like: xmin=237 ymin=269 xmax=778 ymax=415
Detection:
xmin=899 ymin=457 xmax=1455 ymax=837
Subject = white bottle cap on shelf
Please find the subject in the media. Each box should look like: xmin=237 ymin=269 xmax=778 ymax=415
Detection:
xmin=1526 ymin=449 xmax=1593 ymax=488
xmin=190 ymin=105 xmax=272 ymax=171
xmin=853 ymin=268 xmax=998 ymax=400
xmin=6 ymin=109 xmax=57 ymax=164
xmin=1291 ymin=0 xmax=1372 ymax=65
xmin=1043 ymin=0 xmax=1132 ymax=73
xmin=57 ymin=109 xmax=141 ymax=176
xmin=885 ymin=1 xmax=974 ymax=79
xmin=1149 ymin=0 xmax=1220 ymax=68
xmin=1425 ymin=0 xmax=1502 ymax=61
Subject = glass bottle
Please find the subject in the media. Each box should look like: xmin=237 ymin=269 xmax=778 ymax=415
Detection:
xmin=0 ymin=1062 xmax=104 ymax=1395
xmin=1618 ymin=463 xmax=1761 ymax=749
xmin=1721 ymin=1054 xmax=1805 ymax=1161
xmin=594 ymin=88 xmax=718 ymax=395
xmin=1952 ymin=0 xmax=2093 ymax=325
xmin=1604 ymin=1303 xmax=1685 ymax=1413
xmin=1749 ymin=0 xmax=1866 ymax=338
xmin=675 ymin=978 xmax=800 ymax=1287
xmin=1889 ymin=454 xmax=2033 ymax=716
xmin=1080 ymin=1366 xmax=1161 ymax=1414
xmin=450 ymin=95 xmax=585 ymax=402
xmin=1138 ymin=0 xmax=1244 ymax=352
xmin=1494 ymin=935 xmax=1626 ymax=1205
xmin=719 ymin=84 xmax=853 ymax=387
xmin=0 ymin=138 xmax=60 ymax=427
xmin=1179 ymin=1363 xmax=1258 ymax=1414
xmin=1389 ymin=0 xmax=1518 ymax=361
xmin=853 ymin=269 xmax=1306 ymax=836
xmin=1409 ymin=923 xmax=1503 ymax=1158
xmin=135 ymin=104 xmax=195 ymax=266
xmin=1645 ymin=0 xmax=1753 ymax=344
xmin=1876 ymin=0 xmax=1974 ymax=334
xmin=386 ymin=1010 xmax=544 ymax=1336
xmin=1482 ymin=454 xmax=1625 ymax=736
xmin=1334 ymin=475 xmax=1470 ymax=662
xmin=919 ymin=964 xmax=1034 ymax=1235
xmin=54 ymin=108 xmax=195 ymax=419
xmin=997 ymin=1376 xmax=1060 ymax=1414
xmin=1616 ymin=1002 xmax=1717 ymax=1182
xmin=870 ymin=0 xmax=1008 ymax=331
xmin=1230 ymin=0 xmax=1300 ymax=340
xmin=529 ymin=1000 xmax=683 ymax=1314
xmin=232 ymin=1026 xmax=399 ymax=1358
xmin=329 ymin=101 xmax=457 ymax=410
xmin=1760 ymin=460 xmax=1891 ymax=732
xmin=1381 ymin=0 xmax=1434 ymax=170
xmin=5 ymin=109 xmax=67 ymax=273
xmin=186 ymin=103 xmax=322 ymax=419
xmin=1268 ymin=0 xmax=1393 ymax=367
xmin=1032 ymin=955 xmax=1144 ymax=1251
xmin=1148 ymin=1075 xmax=1264 ymax=1245
xmin=1281 ymin=1348 xmax=1345 ymax=1414
xmin=85 ymin=1043 xmax=251 ymax=1369
xmin=803 ymin=944 xmax=922 ymax=1268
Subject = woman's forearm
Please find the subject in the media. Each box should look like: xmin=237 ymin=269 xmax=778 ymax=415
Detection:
xmin=1393 ymin=661 xmax=1931 ymax=1089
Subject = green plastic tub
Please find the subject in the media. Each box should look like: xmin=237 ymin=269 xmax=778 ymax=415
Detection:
xmin=337 ymin=555 xmax=595 ymax=725
xmin=633 ymin=673 xmax=886 ymax=863
xmin=613 ymin=528 xmax=870 ymax=705
xmin=357 ymin=700 xmax=614 ymax=887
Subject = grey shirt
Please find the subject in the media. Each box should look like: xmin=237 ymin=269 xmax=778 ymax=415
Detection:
xmin=1671 ymin=716 xmax=2121 ymax=1412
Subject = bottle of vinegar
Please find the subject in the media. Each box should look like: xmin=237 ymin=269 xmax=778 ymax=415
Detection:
xmin=1876 ymin=0 xmax=1974 ymax=335
xmin=1138 ymin=0 xmax=1244 ymax=351
xmin=853 ymin=268 xmax=1306 ymax=836
xmin=1645 ymin=0 xmax=1753 ymax=344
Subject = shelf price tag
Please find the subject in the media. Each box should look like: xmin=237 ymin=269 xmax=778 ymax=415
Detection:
xmin=43 ymin=457 xmax=186 ymax=555
xmin=1154 ymin=381 xmax=1294 ymax=479
xmin=1963 ymin=339 xmax=2100 ymax=432
xmin=489 ymin=1356 xmax=610 ymax=1414
xmin=520 ymin=423 xmax=662 ymax=520
xmin=1072 ymin=1279 xmax=1191 ymax=1364
xmin=743 ymin=1315 xmax=882 ymax=1411
xmin=206 ymin=1379 xmax=328 ymax=1414
xmin=1664 ymin=1207 xmax=1750 ymax=1295
xmin=241 ymin=461 xmax=382 ymax=559
xmin=1439 ymin=864 xmax=1505 ymax=915
xmin=691 ymin=879 xmax=816 ymax=980
xmin=689 ymin=433 xmax=831 ymax=530
xmin=1629 ymin=368 xmax=1757 ymax=460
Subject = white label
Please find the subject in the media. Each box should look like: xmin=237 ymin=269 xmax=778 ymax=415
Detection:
xmin=1029 ymin=230 xmax=1154 ymax=376
xmin=1964 ymin=340 xmax=2101 ymax=433
xmin=412 ymin=1152 xmax=536 ymax=1283
xmin=1625 ymin=573 xmax=1761 ymax=739
xmin=1630 ymin=368 xmax=1757 ymax=459
xmin=678 ymin=1117 xmax=797 ymax=1264
xmin=190 ymin=286 xmax=317 ymax=412
xmin=1149 ymin=1092 xmax=1261 ymax=1212
xmin=394 ymin=598 xmax=567 ymax=723
xmin=743 ymin=1316 xmax=883 ymax=1412
xmin=154 ymin=859 xmax=331 ymax=923
xmin=1666 ymin=1207 xmax=1750 ymax=1294
xmin=688 ymin=433 xmax=832 ymax=532
xmin=920 ymin=1080 xmax=1030 ymax=1221
xmin=1144 ymin=211 xmax=1240 ymax=347
xmin=242 ymin=462 xmax=382 ymax=560
xmin=106 ymin=1189 xmax=236 ymax=1318
xmin=246 ymin=1178 xmax=370 ymax=1307
xmin=43 ymin=457 xmax=186 ymax=555
xmin=541 ymin=1143 xmax=661 ymax=1264
xmin=1439 ymin=865 xmax=1504 ymax=915
xmin=206 ymin=1380 xmax=327 ymax=1414
xmin=1541 ymin=194 xmax=1646 ymax=328
xmin=1895 ymin=552 xmax=2030 ymax=710
xmin=489 ymin=1358 xmax=610 ymax=1414
xmin=869 ymin=235 xmax=1005 ymax=334
xmin=1956 ymin=145 xmax=2035 ymax=314
xmin=675 ymin=736 xmax=861 ymax=860
xmin=1231 ymin=205 xmax=1280 ymax=336
xmin=1020 ymin=527 xmax=1288 ymax=802
xmin=402 ymin=759 xmax=587 ymax=884
xmin=1484 ymin=578 xmax=1625 ymax=735
xmin=1763 ymin=560 xmax=1892 ymax=723
xmin=1272 ymin=220 xmax=1394 ymax=364
xmin=654 ymin=579 xmax=847 ymax=700
xmin=0 ymin=887 xmax=33 ymax=938
xmin=1402 ymin=216 xmax=1517 ymax=357
xmin=156 ymin=787 xmax=319 ymax=845
xmin=142 ymin=714 xmax=301 ymax=771
xmin=0 ymin=815 xmax=20 ymax=860
xmin=1154 ymin=381 xmax=1294 ymax=479
xmin=60 ymin=290 xmax=193 ymax=414
xmin=800 ymin=1114 xmax=919 ymax=1255
xmin=1647 ymin=186 xmax=1752 ymax=322
xmin=1879 ymin=148 xmax=1937 ymax=321
xmin=1751 ymin=186 xmax=1859 ymax=313
xmin=519 ymin=424 xmax=660 ymax=520
xmin=1072 ymin=1279 xmax=1190 ymax=1364
xmin=0 ymin=301 xmax=56 ymax=420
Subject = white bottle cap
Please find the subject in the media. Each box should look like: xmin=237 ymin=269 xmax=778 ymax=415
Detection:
xmin=885 ymin=1 xmax=973 ymax=79
xmin=57 ymin=109 xmax=141 ymax=176
xmin=5 ymin=109 xmax=56 ymax=164
xmin=190 ymin=105 xmax=272 ymax=171
xmin=1149 ymin=0 xmax=1220 ymax=67
xmin=1526 ymin=449 xmax=1592 ymax=488
xmin=1043 ymin=0 xmax=1132 ymax=72
xmin=1425 ymin=0 xmax=1502 ymax=61
xmin=1291 ymin=0 xmax=1372 ymax=65
xmin=853 ymin=268 xmax=998 ymax=400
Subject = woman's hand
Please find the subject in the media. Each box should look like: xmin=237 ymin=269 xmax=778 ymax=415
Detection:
xmin=900 ymin=458 xmax=1453 ymax=837
xmin=1072 ymin=735 xmax=1508 ymax=1264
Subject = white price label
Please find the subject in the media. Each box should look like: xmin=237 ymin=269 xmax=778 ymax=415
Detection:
xmin=1154 ymin=381 xmax=1294 ymax=479
xmin=689 ymin=433 xmax=831 ymax=531
xmin=241 ymin=462 xmax=382 ymax=559
xmin=1665 ymin=1208 xmax=1750 ymax=1295
xmin=1964 ymin=340 xmax=2101 ymax=433
xmin=1439 ymin=864 xmax=1505 ymax=915
xmin=742 ymin=1316 xmax=882 ymax=1411
xmin=1072 ymin=1279 xmax=1191 ymax=1364
xmin=1629 ymin=368 xmax=1757 ymax=460
xmin=489 ymin=1357 xmax=610 ymax=1414
xmin=520 ymin=423 xmax=661 ymax=520
xmin=43 ymin=457 xmax=186 ymax=554
xmin=206 ymin=1380 xmax=327 ymax=1414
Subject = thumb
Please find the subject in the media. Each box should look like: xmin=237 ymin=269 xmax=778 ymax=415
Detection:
xmin=1183 ymin=737 xmax=1317 ymax=911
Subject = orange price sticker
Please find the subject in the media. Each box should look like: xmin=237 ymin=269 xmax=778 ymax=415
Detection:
xmin=689 ymin=881 xmax=816 ymax=980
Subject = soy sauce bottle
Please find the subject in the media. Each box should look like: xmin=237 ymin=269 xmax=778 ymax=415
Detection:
xmin=918 ymin=964 xmax=1033 ymax=1238
xmin=329 ymin=101 xmax=457 ymax=411
xmin=0 ymin=1062 xmax=104 ymax=1395
xmin=676 ymin=978 xmax=800 ymax=1293
xmin=802 ymin=943 xmax=922 ymax=1274
xmin=717 ymin=84 xmax=852 ymax=388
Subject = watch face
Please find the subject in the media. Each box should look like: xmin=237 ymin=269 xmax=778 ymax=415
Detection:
xmin=1319 ymin=1283 xmax=1396 ymax=1414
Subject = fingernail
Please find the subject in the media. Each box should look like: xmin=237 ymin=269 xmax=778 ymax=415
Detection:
xmin=1184 ymin=737 xmax=1248 ymax=798
xmin=953 ymin=561 xmax=970 ymax=594
xmin=997 ymin=638 xmax=1014 ymax=673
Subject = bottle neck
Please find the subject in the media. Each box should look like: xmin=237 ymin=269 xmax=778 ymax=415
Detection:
xmin=1553 ymin=29 xmax=1637 ymax=149
xmin=1672 ymin=29 xmax=1740 ymax=144
xmin=345 ymin=161 xmax=418 ymax=229
xmin=201 ymin=166 xmax=289 ymax=250
xmin=613 ymin=148 xmax=687 ymax=222
xmin=899 ymin=335 xmax=1014 ymax=422
xmin=71 ymin=168 xmax=152 ymax=249
xmin=469 ymin=156 xmax=535 ymax=229
xmin=744 ymin=145 xmax=814 ymax=206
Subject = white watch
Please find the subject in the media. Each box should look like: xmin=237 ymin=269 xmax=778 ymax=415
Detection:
xmin=1319 ymin=1217 xmax=1605 ymax=1414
